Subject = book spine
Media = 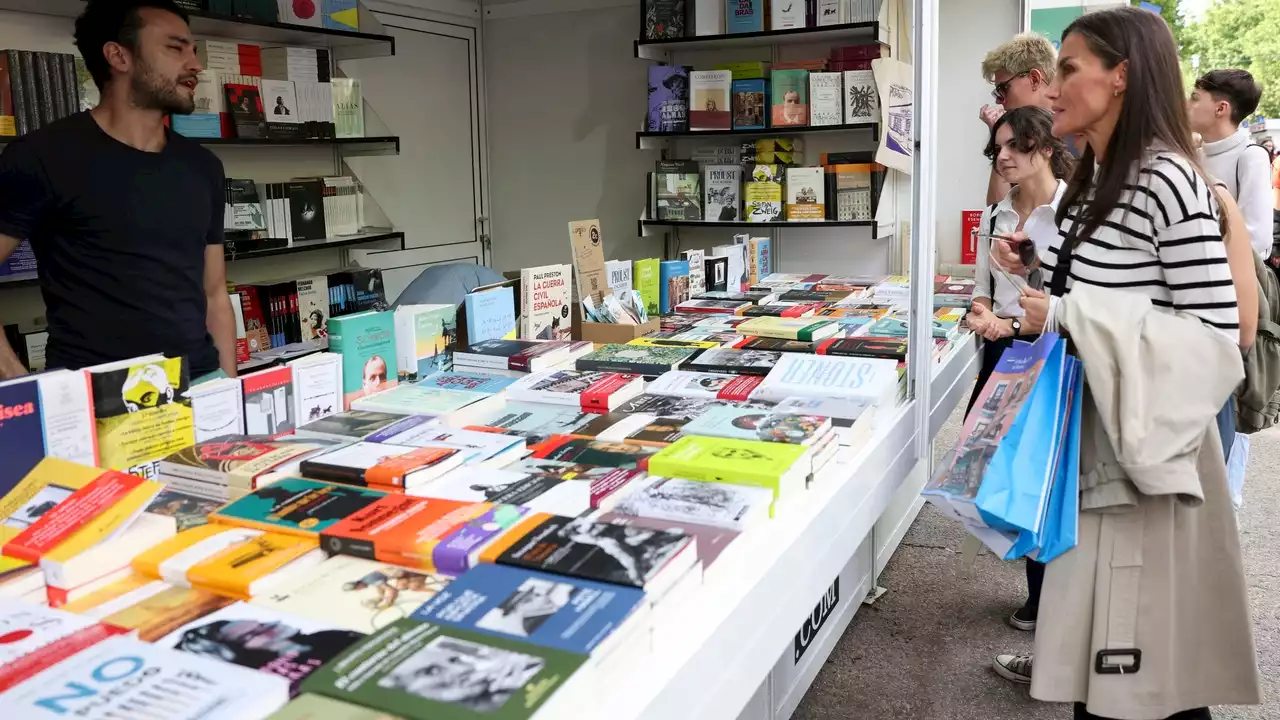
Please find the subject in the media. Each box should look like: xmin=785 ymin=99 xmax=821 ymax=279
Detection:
xmin=60 ymin=55 xmax=78 ymax=114
xmin=318 ymin=530 xmax=378 ymax=561
xmin=297 ymin=460 xmax=370 ymax=486
xmin=45 ymin=53 xmax=67 ymax=120
xmin=0 ymin=52 xmax=17 ymax=137
xmin=576 ymin=359 xmax=667 ymax=376
xmin=17 ymin=51 xmax=40 ymax=132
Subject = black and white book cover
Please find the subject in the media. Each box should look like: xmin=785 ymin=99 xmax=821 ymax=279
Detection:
xmin=703 ymin=166 xmax=741 ymax=222
xmin=681 ymin=249 xmax=706 ymax=298
xmin=685 ymin=348 xmax=782 ymax=376
xmin=843 ymin=69 xmax=879 ymax=125
xmin=497 ymin=514 xmax=693 ymax=589
xmin=285 ymin=180 xmax=328 ymax=241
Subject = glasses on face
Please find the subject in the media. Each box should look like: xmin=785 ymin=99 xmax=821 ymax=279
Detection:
xmin=992 ymin=71 xmax=1030 ymax=103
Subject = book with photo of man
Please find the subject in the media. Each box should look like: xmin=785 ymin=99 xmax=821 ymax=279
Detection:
xmin=412 ymin=563 xmax=648 ymax=658
xmin=262 ymin=78 xmax=303 ymax=140
xmin=224 ymin=82 xmax=268 ymax=138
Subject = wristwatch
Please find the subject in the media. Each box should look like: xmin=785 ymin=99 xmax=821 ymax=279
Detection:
xmin=1011 ymin=318 xmax=1022 ymax=337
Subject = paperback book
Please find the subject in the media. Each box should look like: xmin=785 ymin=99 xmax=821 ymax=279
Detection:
xmin=575 ymin=343 xmax=701 ymax=376
xmin=689 ymin=70 xmax=732 ymax=131
xmin=506 ymin=370 xmax=644 ymax=412
xmin=605 ymin=259 xmax=633 ymax=302
xmin=603 ymin=474 xmax=772 ymax=532
xmin=649 ymin=435 xmax=809 ymax=503
xmin=635 ymin=259 xmax=661 ymax=317
xmin=466 ymin=402 xmax=597 ymax=444
xmin=529 ymin=435 xmax=660 ymax=470
xmin=242 ymin=365 xmax=296 ymax=437
xmin=753 ymin=353 xmax=900 ymax=405
xmin=645 ymin=370 xmax=763 ymax=401
xmin=680 ymin=249 xmax=706 ymax=297
xmin=520 ymin=264 xmax=572 ymax=341
xmin=646 ymin=65 xmax=689 ymax=133
xmin=87 ymin=356 xmax=194 ymax=475
xmin=211 ymin=477 xmax=388 ymax=538
xmin=464 ymin=285 xmax=518 ymax=345
xmin=682 ymin=347 xmax=780 ymax=376
xmin=682 ymin=405 xmax=831 ymax=445
xmin=328 ymin=310 xmax=399 ymax=409
xmin=810 ymin=72 xmax=844 ymax=126
xmin=737 ymin=316 xmax=838 ymax=341
xmin=731 ymin=78 xmax=767 ymax=130
xmin=704 ymin=165 xmax=741 ymax=221
xmin=771 ymin=69 xmax=809 ymax=127
xmin=454 ymin=339 xmax=571 ymax=373
xmin=658 ymin=260 xmax=691 ymax=314
xmin=394 ymin=304 xmax=457 ymax=382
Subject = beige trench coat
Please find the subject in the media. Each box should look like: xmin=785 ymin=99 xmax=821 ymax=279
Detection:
xmin=1030 ymin=286 xmax=1261 ymax=719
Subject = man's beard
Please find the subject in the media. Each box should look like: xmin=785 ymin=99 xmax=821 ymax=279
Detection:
xmin=130 ymin=59 xmax=195 ymax=114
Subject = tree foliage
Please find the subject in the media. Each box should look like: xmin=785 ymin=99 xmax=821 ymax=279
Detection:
xmin=1181 ymin=0 xmax=1280 ymax=117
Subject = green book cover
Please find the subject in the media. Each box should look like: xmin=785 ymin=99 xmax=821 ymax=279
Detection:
xmin=266 ymin=694 xmax=393 ymax=719
xmin=649 ymin=436 xmax=808 ymax=493
xmin=635 ymin=259 xmax=660 ymax=317
xmin=300 ymin=618 xmax=587 ymax=720
xmin=329 ymin=310 xmax=400 ymax=409
xmin=770 ymin=69 xmax=809 ymax=127
xmin=682 ymin=406 xmax=828 ymax=445
xmin=575 ymin=343 xmax=700 ymax=376
xmin=211 ymin=477 xmax=387 ymax=538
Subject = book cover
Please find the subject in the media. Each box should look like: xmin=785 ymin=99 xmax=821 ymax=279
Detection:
xmin=255 ymin=555 xmax=449 ymax=634
xmin=0 ymin=598 xmax=112 ymax=672
xmin=145 ymin=488 xmax=222 ymax=532
xmin=575 ymin=344 xmax=699 ymax=377
xmin=703 ymin=165 xmax=741 ymax=222
xmin=184 ymin=533 xmax=324 ymax=600
xmin=0 ymin=53 xmax=14 ymax=136
xmin=394 ymin=305 xmax=456 ymax=382
xmin=683 ymin=347 xmax=780 ymax=376
xmin=328 ymin=311 xmax=399 ymax=409
xmin=299 ymin=618 xmax=586 ymax=718
xmin=297 ymin=276 xmax=329 ymax=341
xmin=466 ymin=402 xmax=597 ymax=443
xmin=88 ymin=356 xmax=194 ymax=474
xmin=364 ymin=425 xmax=524 ymax=462
xmin=575 ymin=414 xmax=687 ymax=448
xmin=0 ymin=635 xmax=290 ymax=718
xmin=634 ymin=259 xmax=660 ymax=317
xmin=597 ymin=512 xmax=740 ymax=572
xmin=519 ymin=264 xmax=572 ymax=341
xmin=262 ymin=78 xmax=302 ymax=139
xmin=189 ymin=376 xmax=244 ymax=441
xmin=674 ymin=299 xmax=750 ymax=314
xmin=67 ymin=578 xmax=236 ymax=642
xmin=646 ymin=65 xmax=689 ymax=133
xmin=645 ymin=370 xmax=763 ymax=401
xmin=411 ymin=563 xmax=646 ymax=655
xmin=733 ymin=337 xmax=817 ymax=353
xmin=0 ymin=379 xmax=52 ymax=498
xmin=1 ymin=469 xmax=157 ymax=564
xmin=279 ymin=0 xmax=324 ymax=25
xmin=290 ymin=354 xmax=343 ymax=426
xmin=772 ymin=0 xmax=806 ymax=27
xmin=643 ymin=0 xmax=687 ymax=39
xmin=131 ymin=524 xmax=264 ymax=583
xmin=225 ymin=82 xmax=267 ymax=138
xmin=816 ymin=336 xmax=908 ymax=360
xmin=649 ymin=435 xmax=807 ymax=491
xmin=615 ymin=392 xmax=771 ymax=420
xmin=295 ymin=410 xmax=417 ymax=442
xmin=212 ymin=478 xmax=387 ymax=538
xmin=455 ymin=339 xmax=570 ymax=373
xmin=506 ymin=371 xmax=642 ymax=412
xmin=810 ymin=71 xmax=843 ymax=126
xmin=605 ymin=259 xmax=633 ymax=303
xmin=160 ymin=604 xmax=365 ymax=696
xmin=770 ymin=69 xmax=809 ymax=126
xmin=704 ymin=256 xmax=730 ymax=292
xmin=737 ymin=316 xmax=837 ymax=341
xmin=738 ymin=303 xmax=819 ymax=318
xmin=528 ymin=435 xmax=659 ymax=470
xmin=420 ymin=372 xmax=515 ymax=395
xmin=655 ymin=168 xmax=702 ymax=221
xmin=753 ymin=353 xmax=899 ymax=404
xmin=658 ymin=260 xmax=691 ymax=314
xmin=785 ymin=166 xmax=826 ymax=220
xmin=416 ymin=465 xmax=585 ymax=516
xmin=689 ymin=70 xmax=731 ymax=131
xmin=300 ymin=442 xmax=462 ymax=488
xmin=679 ymin=249 xmax=706 ymax=297
xmin=285 ymin=180 xmax=328 ymax=241
xmin=843 ymin=69 xmax=879 ymax=124
xmin=682 ymin=405 xmax=830 ymax=445
xmin=331 ymin=77 xmax=364 ymax=139
xmin=352 ymin=385 xmax=480 ymax=416
xmin=744 ymin=178 xmax=783 ymax=222
xmin=726 ymin=0 xmax=764 ymax=33
xmin=603 ymin=475 xmax=771 ymax=532
xmin=242 ymin=366 xmax=296 ymax=437
xmin=465 ymin=286 xmax=517 ymax=345
xmin=748 ymin=237 xmax=772 ymax=282
xmin=731 ymin=78 xmax=767 ymax=130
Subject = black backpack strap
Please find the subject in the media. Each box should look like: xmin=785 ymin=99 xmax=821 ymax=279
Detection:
xmin=1050 ymin=214 xmax=1081 ymax=299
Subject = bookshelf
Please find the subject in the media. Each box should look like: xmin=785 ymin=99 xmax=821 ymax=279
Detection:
xmin=635 ymin=21 xmax=881 ymax=60
xmin=0 ymin=0 xmax=396 ymax=60
xmin=223 ymin=230 xmax=404 ymax=261
xmin=0 ymin=134 xmax=402 ymax=153
xmin=637 ymin=123 xmax=877 ymax=150
xmin=639 ymin=217 xmax=876 ymax=237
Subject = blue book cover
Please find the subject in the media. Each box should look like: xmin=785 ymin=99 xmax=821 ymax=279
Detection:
xmin=418 ymin=371 xmax=517 ymax=395
xmin=0 ymin=379 xmax=45 ymax=497
xmin=751 ymin=237 xmax=772 ymax=277
xmin=464 ymin=286 xmax=516 ymax=345
xmin=322 ymin=0 xmax=358 ymax=30
xmin=411 ymin=563 xmax=646 ymax=655
xmin=731 ymin=79 xmax=768 ymax=130
xmin=658 ymin=260 xmax=691 ymax=314
xmin=726 ymin=0 xmax=764 ymax=33
xmin=647 ymin=66 xmax=689 ymax=133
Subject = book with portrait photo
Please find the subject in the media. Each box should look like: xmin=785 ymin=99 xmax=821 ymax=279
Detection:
xmin=224 ymin=82 xmax=267 ymax=138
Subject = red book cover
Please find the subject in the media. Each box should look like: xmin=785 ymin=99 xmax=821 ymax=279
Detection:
xmin=235 ymin=285 xmax=271 ymax=353
xmin=717 ymin=374 xmax=765 ymax=401
xmin=0 ymin=53 xmax=14 ymax=137
xmin=365 ymin=447 xmax=461 ymax=488
xmin=508 ymin=342 xmax=569 ymax=372
xmin=800 ymin=274 xmax=829 ymax=283
xmin=961 ymin=209 xmax=984 ymax=265
xmin=580 ymin=374 xmax=640 ymax=412
xmin=0 ymin=622 xmax=127 ymax=692
xmin=588 ymin=468 xmax=645 ymax=508
xmin=240 ymin=366 xmax=295 ymax=438
xmin=2 ymin=471 xmax=142 ymax=563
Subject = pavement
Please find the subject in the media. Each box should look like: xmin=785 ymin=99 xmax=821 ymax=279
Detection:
xmin=794 ymin=404 xmax=1280 ymax=720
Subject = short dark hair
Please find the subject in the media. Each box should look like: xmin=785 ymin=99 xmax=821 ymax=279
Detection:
xmin=984 ymin=106 xmax=1075 ymax=181
xmin=1195 ymin=69 xmax=1263 ymax=126
xmin=74 ymin=0 xmax=190 ymax=91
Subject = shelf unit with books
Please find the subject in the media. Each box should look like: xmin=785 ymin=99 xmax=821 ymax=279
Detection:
xmin=639 ymin=217 xmax=876 ymax=237
xmin=637 ymin=122 xmax=878 ymax=150
xmin=222 ymin=230 xmax=404 ymax=261
xmin=0 ymin=0 xmax=397 ymax=60
xmin=635 ymin=21 xmax=881 ymax=60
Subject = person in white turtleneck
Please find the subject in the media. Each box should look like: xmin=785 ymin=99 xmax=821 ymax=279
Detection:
xmin=1188 ymin=69 xmax=1273 ymax=256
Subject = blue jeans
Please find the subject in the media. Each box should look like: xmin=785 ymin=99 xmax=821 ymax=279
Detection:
xmin=1216 ymin=396 xmax=1236 ymax=464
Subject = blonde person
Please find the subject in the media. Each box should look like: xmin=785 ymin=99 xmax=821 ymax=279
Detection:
xmin=988 ymin=8 xmax=1260 ymax=719
xmin=979 ymin=33 xmax=1060 ymax=204
xmin=965 ymin=105 xmax=1074 ymax=635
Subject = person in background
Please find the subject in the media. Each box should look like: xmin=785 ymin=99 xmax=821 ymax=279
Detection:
xmin=1187 ymin=69 xmax=1273 ymax=257
xmin=979 ymin=32 xmax=1061 ymax=204
xmin=987 ymin=9 xmax=1260 ymax=718
xmin=965 ymin=105 xmax=1074 ymax=636
xmin=0 ymin=0 xmax=237 ymax=381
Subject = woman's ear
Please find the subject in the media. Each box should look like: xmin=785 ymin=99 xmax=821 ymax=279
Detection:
xmin=1113 ymin=59 xmax=1129 ymax=96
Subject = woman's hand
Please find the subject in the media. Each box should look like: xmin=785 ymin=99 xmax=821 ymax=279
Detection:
xmin=965 ymin=303 xmax=993 ymax=334
xmin=981 ymin=317 xmax=1014 ymax=341
xmin=991 ymin=231 xmax=1033 ymax=276
xmin=1019 ymin=287 xmax=1049 ymax=334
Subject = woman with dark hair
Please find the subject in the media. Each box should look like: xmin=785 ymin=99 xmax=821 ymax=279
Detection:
xmin=988 ymin=8 xmax=1261 ymax=719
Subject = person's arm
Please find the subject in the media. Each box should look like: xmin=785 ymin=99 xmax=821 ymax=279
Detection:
xmin=204 ymin=247 xmax=237 ymax=377
xmin=1239 ymin=146 xmax=1274 ymax=256
xmin=986 ymin=168 xmax=1011 ymax=206
xmin=972 ymin=209 xmax=994 ymax=308
xmin=0 ymin=235 xmax=27 ymax=378
xmin=1215 ymin=188 xmax=1259 ymax=351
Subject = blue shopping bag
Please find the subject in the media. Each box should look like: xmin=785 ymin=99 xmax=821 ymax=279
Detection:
xmin=1035 ymin=356 xmax=1083 ymax=562
xmin=975 ymin=334 xmax=1069 ymax=536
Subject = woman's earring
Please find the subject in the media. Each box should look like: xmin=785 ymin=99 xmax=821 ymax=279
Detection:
xmin=1113 ymin=89 xmax=1121 ymax=97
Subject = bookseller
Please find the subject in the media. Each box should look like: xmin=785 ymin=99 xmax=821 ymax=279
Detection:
xmin=0 ymin=0 xmax=237 ymax=382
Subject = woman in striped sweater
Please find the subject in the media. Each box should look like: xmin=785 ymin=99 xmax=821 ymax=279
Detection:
xmin=987 ymin=7 xmax=1260 ymax=720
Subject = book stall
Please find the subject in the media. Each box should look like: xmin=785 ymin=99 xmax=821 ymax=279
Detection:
xmin=0 ymin=0 xmax=980 ymax=719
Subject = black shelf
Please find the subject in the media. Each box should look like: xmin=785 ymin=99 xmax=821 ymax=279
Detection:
xmin=635 ymin=22 xmax=879 ymax=59
xmin=223 ymin=230 xmax=404 ymax=261
xmin=637 ymin=123 xmax=876 ymax=148
xmin=641 ymin=218 xmax=875 ymax=231
xmin=0 ymin=0 xmax=395 ymax=59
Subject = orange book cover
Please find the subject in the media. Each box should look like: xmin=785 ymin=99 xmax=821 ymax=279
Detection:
xmin=1 ymin=470 xmax=143 ymax=563
xmin=320 ymin=495 xmax=493 ymax=573
xmin=365 ymin=446 xmax=459 ymax=488
xmin=475 ymin=512 xmax=552 ymax=564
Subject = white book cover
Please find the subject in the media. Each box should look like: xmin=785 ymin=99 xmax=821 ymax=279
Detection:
xmin=27 ymin=371 xmax=97 ymax=467
xmin=703 ymin=165 xmax=741 ymax=222
xmin=681 ymin=249 xmax=706 ymax=297
xmin=771 ymin=0 xmax=807 ymax=29
xmin=786 ymin=167 xmax=826 ymax=218
xmin=689 ymin=70 xmax=732 ymax=130
xmin=755 ymin=354 xmax=899 ymax=404
xmin=605 ymin=475 xmax=772 ymax=532
xmin=1 ymin=635 xmax=289 ymax=719
xmin=606 ymin=259 xmax=633 ymax=302
xmin=261 ymin=79 xmax=301 ymax=124
xmin=818 ymin=0 xmax=841 ymax=25
xmin=188 ymin=377 xmax=244 ymax=441
xmin=0 ymin=598 xmax=95 ymax=666
xmin=277 ymin=0 xmax=323 ymax=26
xmin=297 ymin=275 xmax=329 ymax=341
xmin=414 ymin=465 xmax=591 ymax=516
xmin=712 ymin=244 xmax=748 ymax=292
xmin=193 ymin=69 xmax=224 ymax=114
xmin=843 ymin=69 xmax=879 ymax=124
xmin=156 ymin=528 xmax=265 ymax=587
xmin=696 ymin=0 xmax=725 ymax=32
xmin=520 ymin=264 xmax=572 ymax=341
xmin=332 ymin=77 xmax=365 ymax=139
xmin=647 ymin=371 xmax=759 ymax=400
xmin=369 ymin=425 xmax=524 ymax=461
xmin=810 ymin=72 xmax=844 ymax=126
xmin=290 ymin=353 xmax=343 ymax=426
xmin=304 ymin=441 xmax=417 ymax=472
xmin=352 ymin=385 xmax=476 ymax=415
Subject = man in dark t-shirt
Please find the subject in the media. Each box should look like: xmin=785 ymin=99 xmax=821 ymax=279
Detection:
xmin=0 ymin=0 xmax=236 ymax=380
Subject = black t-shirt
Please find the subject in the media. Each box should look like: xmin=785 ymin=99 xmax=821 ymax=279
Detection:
xmin=0 ymin=112 xmax=224 ymax=376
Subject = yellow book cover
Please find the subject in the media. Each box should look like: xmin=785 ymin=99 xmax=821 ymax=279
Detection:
xmin=88 ymin=356 xmax=195 ymax=473
xmin=131 ymin=523 xmax=264 ymax=581
xmin=0 ymin=458 xmax=105 ymax=547
xmin=61 ymin=572 xmax=156 ymax=614
xmin=40 ymin=480 xmax=163 ymax=567
xmin=186 ymin=532 xmax=321 ymax=600
xmin=627 ymin=337 xmax=720 ymax=349
xmin=64 ymin=573 xmax=236 ymax=641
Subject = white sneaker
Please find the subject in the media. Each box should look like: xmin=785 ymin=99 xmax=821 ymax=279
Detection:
xmin=993 ymin=654 xmax=1033 ymax=684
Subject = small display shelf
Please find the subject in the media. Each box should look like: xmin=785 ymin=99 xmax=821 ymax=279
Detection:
xmin=635 ymin=22 xmax=880 ymax=60
xmin=223 ymin=230 xmax=404 ymax=261
xmin=637 ymin=123 xmax=877 ymax=149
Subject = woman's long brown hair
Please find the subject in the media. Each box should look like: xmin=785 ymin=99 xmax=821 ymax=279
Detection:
xmin=1054 ymin=7 xmax=1203 ymax=240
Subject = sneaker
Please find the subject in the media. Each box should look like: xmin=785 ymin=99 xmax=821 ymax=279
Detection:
xmin=993 ymin=654 xmax=1033 ymax=684
xmin=1007 ymin=606 xmax=1037 ymax=631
